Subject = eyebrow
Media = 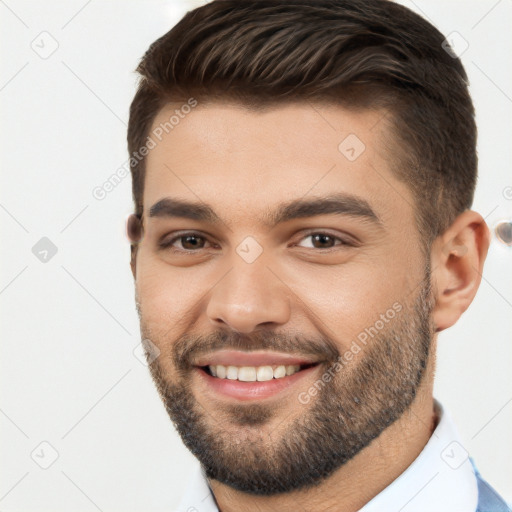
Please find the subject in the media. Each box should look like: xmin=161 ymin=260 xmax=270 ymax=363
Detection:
xmin=148 ymin=193 xmax=382 ymax=229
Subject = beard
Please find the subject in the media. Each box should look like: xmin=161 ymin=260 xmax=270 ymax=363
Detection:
xmin=137 ymin=266 xmax=436 ymax=496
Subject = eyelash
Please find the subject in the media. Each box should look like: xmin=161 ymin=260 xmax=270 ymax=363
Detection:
xmin=158 ymin=230 xmax=355 ymax=254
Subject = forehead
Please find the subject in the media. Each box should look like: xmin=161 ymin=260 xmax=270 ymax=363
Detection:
xmin=143 ymin=101 xmax=414 ymax=231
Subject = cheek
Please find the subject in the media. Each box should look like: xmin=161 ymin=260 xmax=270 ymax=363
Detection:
xmin=283 ymin=251 xmax=414 ymax=355
xmin=135 ymin=252 xmax=213 ymax=328
xmin=135 ymin=242 xmax=418 ymax=354
xmin=299 ymin=269 xmax=397 ymax=342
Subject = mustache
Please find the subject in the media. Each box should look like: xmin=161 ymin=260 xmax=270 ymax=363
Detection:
xmin=172 ymin=330 xmax=340 ymax=372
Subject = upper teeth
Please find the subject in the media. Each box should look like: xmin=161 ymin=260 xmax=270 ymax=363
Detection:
xmin=208 ymin=364 xmax=301 ymax=382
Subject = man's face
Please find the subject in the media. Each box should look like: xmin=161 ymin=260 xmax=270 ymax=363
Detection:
xmin=133 ymin=101 xmax=437 ymax=494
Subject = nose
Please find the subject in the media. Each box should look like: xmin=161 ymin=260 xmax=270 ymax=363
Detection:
xmin=206 ymin=257 xmax=292 ymax=334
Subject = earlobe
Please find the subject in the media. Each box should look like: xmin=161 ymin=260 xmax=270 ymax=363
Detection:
xmin=430 ymin=210 xmax=490 ymax=332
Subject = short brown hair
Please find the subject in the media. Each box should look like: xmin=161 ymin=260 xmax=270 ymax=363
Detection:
xmin=128 ymin=0 xmax=476 ymax=249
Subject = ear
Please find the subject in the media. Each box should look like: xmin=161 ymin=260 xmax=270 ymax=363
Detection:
xmin=126 ymin=214 xmax=143 ymax=280
xmin=430 ymin=210 xmax=490 ymax=332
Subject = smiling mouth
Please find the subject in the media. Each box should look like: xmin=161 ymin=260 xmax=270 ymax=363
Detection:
xmin=198 ymin=362 xmax=319 ymax=382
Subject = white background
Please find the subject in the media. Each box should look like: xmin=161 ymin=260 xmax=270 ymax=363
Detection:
xmin=1 ymin=0 xmax=511 ymax=510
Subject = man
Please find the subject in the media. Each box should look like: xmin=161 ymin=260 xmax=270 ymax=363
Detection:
xmin=126 ymin=0 xmax=510 ymax=510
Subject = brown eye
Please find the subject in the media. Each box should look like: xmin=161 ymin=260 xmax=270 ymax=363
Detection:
xmin=296 ymin=232 xmax=351 ymax=250
xmin=311 ymin=234 xmax=336 ymax=249
xmin=159 ymin=232 xmax=212 ymax=252
xmin=179 ymin=234 xmax=206 ymax=250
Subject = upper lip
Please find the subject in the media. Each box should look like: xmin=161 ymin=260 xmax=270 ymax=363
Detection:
xmin=194 ymin=350 xmax=320 ymax=367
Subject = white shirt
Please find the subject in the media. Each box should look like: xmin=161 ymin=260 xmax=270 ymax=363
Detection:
xmin=175 ymin=399 xmax=478 ymax=512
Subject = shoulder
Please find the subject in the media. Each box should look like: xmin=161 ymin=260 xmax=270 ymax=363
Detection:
xmin=470 ymin=458 xmax=511 ymax=512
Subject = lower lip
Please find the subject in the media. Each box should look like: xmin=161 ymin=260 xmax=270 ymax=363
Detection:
xmin=194 ymin=364 xmax=321 ymax=401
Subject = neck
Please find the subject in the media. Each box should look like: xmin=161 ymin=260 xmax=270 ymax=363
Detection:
xmin=208 ymin=360 xmax=437 ymax=512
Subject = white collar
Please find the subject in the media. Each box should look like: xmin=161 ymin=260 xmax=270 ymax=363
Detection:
xmin=360 ymin=398 xmax=478 ymax=512
xmin=175 ymin=399 xmax=478 ymax=512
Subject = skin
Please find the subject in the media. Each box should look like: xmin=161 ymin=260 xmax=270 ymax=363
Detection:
xmin=130 ymin=101 xmax=490 ymax=512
